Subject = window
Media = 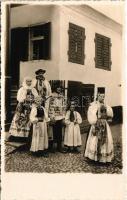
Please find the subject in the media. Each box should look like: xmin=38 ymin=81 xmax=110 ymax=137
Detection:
xmin=29 ymin=22 xmax=51 ymax=60
xmin=68 ymin=23 xmax=85 ymax=65
xmin=97 ymin=87 xmax=105 ymax=94
xmin=94 ymin=33 xmax=112 ymax=71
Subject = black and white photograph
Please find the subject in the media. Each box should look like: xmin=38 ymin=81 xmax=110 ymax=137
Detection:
xmin=1 ymin=1 xmax=126 ymax=200
xmin=3 ymin=3 xmax=124 ymax=174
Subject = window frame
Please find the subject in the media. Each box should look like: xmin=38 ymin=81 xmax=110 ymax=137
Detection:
xmin=28 ymin=22 xmax=51 ymax=61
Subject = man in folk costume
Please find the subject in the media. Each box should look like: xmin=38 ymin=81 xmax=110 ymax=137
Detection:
xmin=85 ymin=88 xmax=114 ymax=163
xmin=33 ymin=69 xmax=52 ymax=113
xmin=48 ymin=86 xmax=66 ymax=153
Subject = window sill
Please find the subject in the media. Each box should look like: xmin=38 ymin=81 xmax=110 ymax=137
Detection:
xmin=95 ymin=66 xmax=111 ymax=71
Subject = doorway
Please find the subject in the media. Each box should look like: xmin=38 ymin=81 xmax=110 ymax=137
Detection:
xmin=67 ymin=81 xmax=95 ymax=119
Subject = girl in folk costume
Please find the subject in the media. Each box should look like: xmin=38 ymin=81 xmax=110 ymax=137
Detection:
xmin=9 ymin=77 xmax=38 ymax=139
xmin=30 ymin=96 xmax=50 ymax=157
xmin=85 ymin=91 xmax=114 ymax=163
xmin=64 ymin=102 xmax=82 ymax=153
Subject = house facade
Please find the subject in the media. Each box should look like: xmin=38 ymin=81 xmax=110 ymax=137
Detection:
xmin=5 ymin=4 xmax=123 ymax=129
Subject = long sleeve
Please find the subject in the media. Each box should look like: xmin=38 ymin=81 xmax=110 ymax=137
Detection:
xmin=30 ymin=106 xmax=38 ymax=123
xmin=17 ymin=87 xmax=27 ymax=102
xmin=65 ymin=111 xmax=71 ymax=125
xmin=87 ymin=103 xmax=97 ymax=125
xmin=31 ymin=88 xmax=38 ymax=98
xmin=76 ymin=112 xmax=82 ymax=124
xmin=45 ymin=80 xmax=52 ymax=97
xmin=32 ymin=78 xmax=37 ymax=88
xmin=106 ymin=105 xmax=113 ymax=118
xmin=43 ymin=107 xmax=50 ymax=122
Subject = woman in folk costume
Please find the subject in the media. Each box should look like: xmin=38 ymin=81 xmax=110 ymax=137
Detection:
xmin=85 ymin=90 xmax=114 ymax=163
xmin=30 ymin=96 xmax=50 ymax=157
xmin=32 ymin=69 xmax=52 ymax=113
xmin=17 ymin=76 xmax=38 ymax=103
xmin=64 ymin=102 xmax=82 ymax=153
xmin=9 ymin=77 xmax=38 ymax=139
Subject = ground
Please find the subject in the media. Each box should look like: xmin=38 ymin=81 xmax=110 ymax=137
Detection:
xmin=5 ymin=124 xmax=122 ymax=173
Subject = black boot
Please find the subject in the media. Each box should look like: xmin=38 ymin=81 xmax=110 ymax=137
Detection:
xmin=31 ymin=151 xmax=41 ymax=157
xmin=57 ymin=143 xmax=66 ymax=153
xmin=57 ymin=142 xmax=62 ymax=152
xmin=43 ymin=150 xmax=49 ymax=157
xmin=73 ymin=147 xmax=81 ymax=154
xmin=48 ymin=141 xmax=55 ymax=153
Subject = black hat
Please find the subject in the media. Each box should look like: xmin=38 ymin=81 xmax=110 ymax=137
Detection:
xmin=35 ymin=69 xmax=46 ymax=75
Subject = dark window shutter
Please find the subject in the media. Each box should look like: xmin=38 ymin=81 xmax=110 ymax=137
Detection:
xmin=19 ymin=27 xmax=29 ymax=61
xmin=10 ymin=27 xmax=29 ymax=86
xmin=11 ymin=28 xmax=29 ymax=62
xmin=43 ymin=22 xmax=51 ymax=59
xmin=95 ymin=33 xmax=112 ymax=71
xmin=68 ymin=23 xmax=85 ymax=65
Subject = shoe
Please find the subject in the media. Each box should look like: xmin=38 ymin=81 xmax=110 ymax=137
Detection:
xmin=32 ymin=152 xmax=42 ymax=157
xmin=75 ymin=150 xmax=81 ymax=154
xmin=43 ymin=153 xmax=49 ymax=157
xmin=31 ymin=152 xmax=37 ymax=156
xmin=43 ymin=150 xmax=49 ymax=157
xmin=73 ymin=147 xmax=81 ymax=154
xmin=60 ymin=149 xmax=68 ymax=153
xmin=65 ymin=147 xmax=71 ymax=153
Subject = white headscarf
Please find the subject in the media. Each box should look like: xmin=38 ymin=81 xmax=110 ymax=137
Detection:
xmin=22 ymin=76 xmax=33 ymax=89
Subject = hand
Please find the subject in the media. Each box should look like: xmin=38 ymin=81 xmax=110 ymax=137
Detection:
xmin=51 ymin=118 xmax=56 ymax=122
xmin=74 ymin=120 xmax=78 ymax=125
xmin=107 ymin=117 xmax=112 ymax=123
xmin=26 ymin=95 xmax=31 ymax=101
xmin=49 ymin=120 xmax=55 ymax=125
xmin=92 ymin=126 xmax=97 ymax=136
xmin=101 ymin=113 xmax=107 ymax=119
xmin=47 ymin=121 xmax=50 ymax=126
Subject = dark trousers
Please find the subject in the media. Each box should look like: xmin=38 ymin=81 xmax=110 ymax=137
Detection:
xmin=53 ymin=120 xmax=63 ymax=150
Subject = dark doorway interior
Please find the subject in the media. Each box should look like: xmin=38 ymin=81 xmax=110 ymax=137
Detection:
xmin=67 ymin=81 xmax=95 ymax=119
